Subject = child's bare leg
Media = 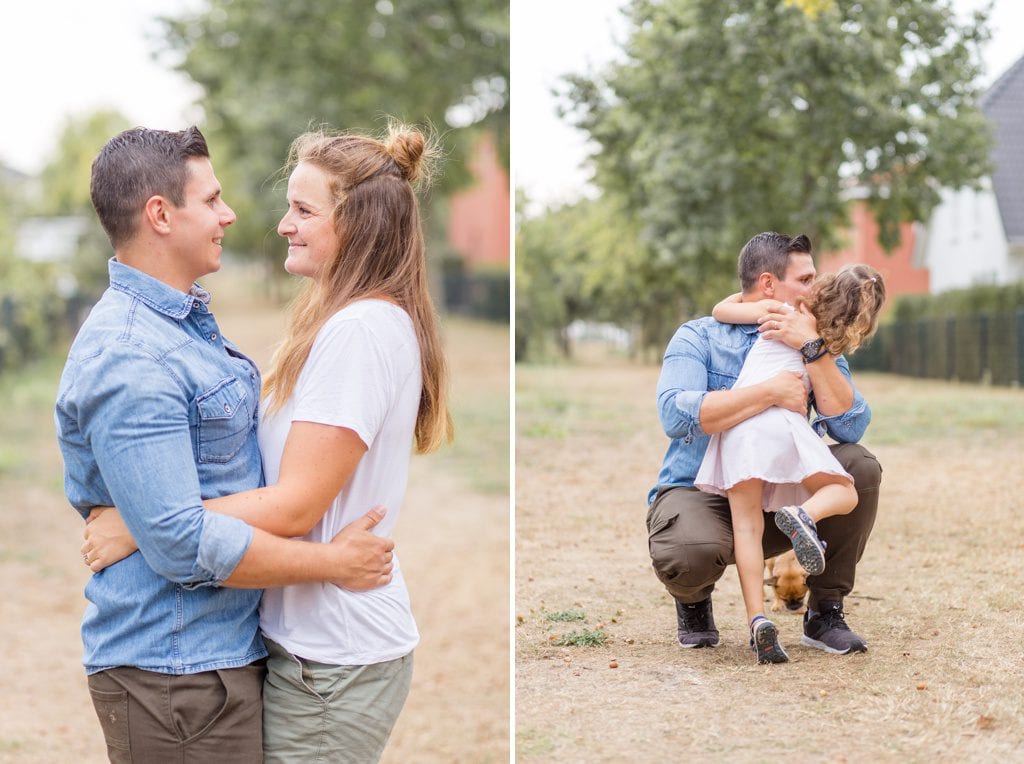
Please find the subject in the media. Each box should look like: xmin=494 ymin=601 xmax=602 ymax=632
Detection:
xmin=727 ymin=480 xmax=769 ymax=624
xmin=729 ymin=481 xmax=789 ymax=663
xmin=801 ymin=473 xmax=858 ymax=524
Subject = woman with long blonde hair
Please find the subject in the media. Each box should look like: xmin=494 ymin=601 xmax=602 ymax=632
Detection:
xmin=85 ymin=123 xmax=452 ymax=761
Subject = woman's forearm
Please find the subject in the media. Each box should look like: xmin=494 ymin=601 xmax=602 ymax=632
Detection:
xmin=205 ymin=485 xmax=328 ymax=538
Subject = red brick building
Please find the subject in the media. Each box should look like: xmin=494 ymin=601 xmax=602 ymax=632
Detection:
xmin=447 ymin=132 xmax=510 ymax=267
xmin=817 ymin=200 xmax=930 ymax=299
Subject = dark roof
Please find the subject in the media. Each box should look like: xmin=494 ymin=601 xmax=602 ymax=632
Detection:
xmin=980 ymin=54 xmax=1024 ymax=242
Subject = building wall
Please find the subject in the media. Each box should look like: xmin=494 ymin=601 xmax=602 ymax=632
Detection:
xmin=447 ymin=133 xmax=510 ymax=268
xmin=818 ymin=201 xmax=930 ymax=297
xmin=922 ymin=183 xmax=1022 ymax=293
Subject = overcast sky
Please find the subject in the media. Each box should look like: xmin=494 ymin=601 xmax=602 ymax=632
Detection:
xmin=1 ymin=0 xmax=1021 ymax=204
xmin=0 ymin=0 xmax=202 ymax=176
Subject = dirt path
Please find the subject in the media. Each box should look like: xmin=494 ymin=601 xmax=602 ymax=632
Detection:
xmin=516 ymin=359 xmax=1024 ymax=761
xmin=0 ymin=270 xmax=509 ymax=763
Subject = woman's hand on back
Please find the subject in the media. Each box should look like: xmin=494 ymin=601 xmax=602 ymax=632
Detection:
xmin=82 ymin=507 xmax=139 ymax=573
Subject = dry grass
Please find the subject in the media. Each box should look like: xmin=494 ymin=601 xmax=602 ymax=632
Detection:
xmin=0 ymin=265 xmax=509 ymax=763
xmin=516 ymin=356 xmax=1024 ymax=762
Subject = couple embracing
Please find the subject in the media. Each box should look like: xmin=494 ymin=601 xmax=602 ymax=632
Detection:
xmin=648 ymin=232 xmax=885 ymax=663
xmin=56 ymin=124 xmax=450 ymax=762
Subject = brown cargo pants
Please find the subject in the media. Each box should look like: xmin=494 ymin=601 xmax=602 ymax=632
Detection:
xmin=87 ymin=662 xmax=266 ymax=763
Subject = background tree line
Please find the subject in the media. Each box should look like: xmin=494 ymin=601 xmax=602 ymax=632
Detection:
xmin=516 ymin=0 xmax=993 ymax=361
xmin=1 ymin=0 xmax=508 ymax=373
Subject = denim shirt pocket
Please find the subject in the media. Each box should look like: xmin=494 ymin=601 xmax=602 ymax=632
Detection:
xmin=195 ymin=378 xmax=252 ymax=464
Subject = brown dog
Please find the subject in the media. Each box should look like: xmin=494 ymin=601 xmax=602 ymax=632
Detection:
xmin=764 ymin=550 xmax=808 ymax=614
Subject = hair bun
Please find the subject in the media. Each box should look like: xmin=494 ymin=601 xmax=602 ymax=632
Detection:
xmin=386 ymin=129 xmax=425 ymax=183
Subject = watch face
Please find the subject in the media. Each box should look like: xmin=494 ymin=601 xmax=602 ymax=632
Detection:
xmin=801 ymin=339 xmax=824 ymax=359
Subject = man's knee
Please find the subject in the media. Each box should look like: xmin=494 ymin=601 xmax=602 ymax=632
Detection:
xmin=831 ymin=443 xmax=882 ymax=490
xmin=647 ymin=489 xmax=731 ymax=593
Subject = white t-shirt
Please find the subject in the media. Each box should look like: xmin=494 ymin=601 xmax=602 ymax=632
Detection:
xmin=258 ymin=299 xmax=422 ymax=665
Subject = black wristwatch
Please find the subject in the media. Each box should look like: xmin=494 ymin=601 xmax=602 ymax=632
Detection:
xmin=800 ymin=337 xmax=827 ymax=363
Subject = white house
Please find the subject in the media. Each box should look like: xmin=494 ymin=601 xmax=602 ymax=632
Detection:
xmin=14 ymin=216 xmax=89 ymax=264
xmin=923 ymin=55 xmax=1024 ymax=292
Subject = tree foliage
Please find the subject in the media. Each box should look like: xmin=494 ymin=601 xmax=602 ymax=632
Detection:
xmin=32 ymin=110 xmax=131 ymax=297
xmin=37 ymin=110 xmax=133 ymax=218
xmin=159 ymin=0 xmax=509 ymax=261
xmin=516 ymin=192 xmax=687 ymax=360
xmin=562 ymin=0 xmax=993 ymax=317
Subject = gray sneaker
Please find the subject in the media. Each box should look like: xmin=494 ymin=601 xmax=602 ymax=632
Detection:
xmin=801 ymin=601 xmax=868 ymax=654
xmin=675 ymin=598 xmax=720 ymax=648
xmin=750 ymin=617 xmax=789 ymax=664
xmin=774 ymin=505 xmax=826 ymax=576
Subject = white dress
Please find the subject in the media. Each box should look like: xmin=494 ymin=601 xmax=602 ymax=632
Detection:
xmin=694 ymin=333 xmax=852 ymax=512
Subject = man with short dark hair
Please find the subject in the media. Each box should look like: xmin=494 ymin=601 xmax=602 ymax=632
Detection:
xmin=647 ymin=231 xmax=881 ymax=655
xmin=56 ymin=126 xmax=392 ymax=762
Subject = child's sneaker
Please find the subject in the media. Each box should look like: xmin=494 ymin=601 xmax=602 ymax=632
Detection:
xmin=750 ymin=616 xmax=789 ymax=664
xmin=775 ymin=505 xmax=826 ymax=576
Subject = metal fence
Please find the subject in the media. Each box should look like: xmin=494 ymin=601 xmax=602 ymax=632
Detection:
xmin=0 ymin=293 xmax=89 ymax=375
xmin=850 ymin=310 xmax=1024 ymax=386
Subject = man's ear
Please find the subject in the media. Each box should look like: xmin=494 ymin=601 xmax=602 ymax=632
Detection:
xmin=142 ymin=195 xmax=173 ymax=235
xmin=757 ymin=271 xmax=775 ymax=297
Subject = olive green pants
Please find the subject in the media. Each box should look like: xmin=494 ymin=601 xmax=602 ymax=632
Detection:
xmin=262 ymin=637 xmax=413 ymax=764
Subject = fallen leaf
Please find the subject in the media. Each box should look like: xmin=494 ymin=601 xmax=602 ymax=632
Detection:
xmin=976 ymin=715 xmax=995 ymax=730
xmin=609 ymin=660 xmax=618 ymax=669
xmin=916 ymin=682 xmax=928 ymax=690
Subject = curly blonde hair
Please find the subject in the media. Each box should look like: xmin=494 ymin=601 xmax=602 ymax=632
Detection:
xmin=803 ymin=264 xmax=886 ymax=356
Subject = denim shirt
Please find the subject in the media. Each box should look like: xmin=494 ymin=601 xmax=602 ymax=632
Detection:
xmin=55 ymin=259 xmax=267 ymax=674
xmin=650 ymin=316 xmax=871 ymax=504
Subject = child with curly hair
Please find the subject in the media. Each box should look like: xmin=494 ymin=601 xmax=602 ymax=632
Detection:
xmin=696 ymin=263 xmax=886 ymax=663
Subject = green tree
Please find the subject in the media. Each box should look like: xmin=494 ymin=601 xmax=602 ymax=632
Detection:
xmin=516 ymin=192 xmax=701 ymax=360
xmin=159 ymin=0 xmax=509 ymax=262
xmin=37 ymin=110 xmax=132 ymax=217
xmin=564 ymin=0 xmax=993 ymax=316
xmin=34 ymin=110 xmax=132 ymax=297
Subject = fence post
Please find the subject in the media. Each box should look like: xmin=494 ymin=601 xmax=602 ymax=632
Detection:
xmin=1018 ymin=309 xmax=1024 ymax=386
xmin=979 ymin=314 xmax=989 ymax=383
xmin=946 ymin=316 xmax=956 ymax=381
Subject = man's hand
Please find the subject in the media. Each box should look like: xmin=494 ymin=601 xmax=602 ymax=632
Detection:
xmin=765 ymin=371 xmax=808 ymax=416
xmin=328 ymin=506 xmax=395 ymax=591
xmin=82 ymin=507 xmax=139 ymax=573
xmin=758 ymin=303 xmax=819 ymax=350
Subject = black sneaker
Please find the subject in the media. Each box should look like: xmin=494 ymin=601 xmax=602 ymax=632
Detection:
xmin=675 ymin=598 xmax=720 ymax=648
xmin=774 ymin=506 xmax=826 ymax=576
xmin=750 ymin=617 xmax=789 ymax=664
xmin=801 ymin=600 xmax=868 ymax=654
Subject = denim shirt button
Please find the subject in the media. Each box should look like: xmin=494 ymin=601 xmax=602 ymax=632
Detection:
xmin=210 ymin=333 xmax=218 ymax=342
xmin=223 ymin=403 xmax=232 ymax=414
